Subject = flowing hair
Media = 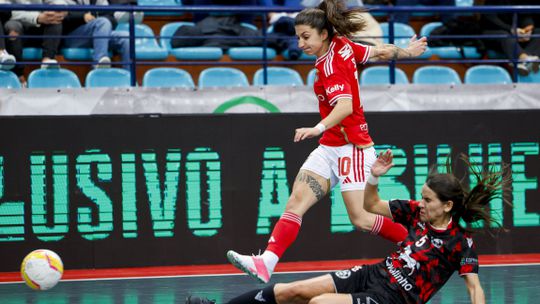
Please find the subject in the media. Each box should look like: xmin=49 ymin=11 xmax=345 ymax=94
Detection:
xmin=295 ymin=0 xmax=367 ymax=38
xmin=425 ymin=154 xmax=511 ymax=232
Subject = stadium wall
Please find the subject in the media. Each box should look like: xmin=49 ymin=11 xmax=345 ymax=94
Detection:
xmin=0 ymin=110 xmax=538 ymax=271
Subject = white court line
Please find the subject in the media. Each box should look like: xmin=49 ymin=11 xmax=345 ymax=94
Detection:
xmin=2 ymin=262 xmax=539 ymax=284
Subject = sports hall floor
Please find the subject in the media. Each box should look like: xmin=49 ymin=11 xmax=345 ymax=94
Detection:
xmin=1 ymin=256 xmax=539 ymax=304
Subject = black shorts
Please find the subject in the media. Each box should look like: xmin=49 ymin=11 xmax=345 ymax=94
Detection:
xmin=331 ymin=264 xmax=404 ymax=304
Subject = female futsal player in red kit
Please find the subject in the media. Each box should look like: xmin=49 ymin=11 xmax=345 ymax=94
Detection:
xmin=227 ymin=0 xmax=427 ymax=284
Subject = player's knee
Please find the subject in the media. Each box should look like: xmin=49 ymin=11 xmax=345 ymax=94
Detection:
xmin=284 ymin=192 xmax=309 ymax=214
xmin=275 ymin=281 xmax=312 ymax=302
xmin=349 ymin=216 xmax=373 ymax=232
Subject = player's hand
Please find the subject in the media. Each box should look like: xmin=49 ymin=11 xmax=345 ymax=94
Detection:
xmin=371 ymin=149 xmax=394 ymax=177
xmin=406 ymin=35 xmax=427 ymax=58
xmin=294 ymin=127 xmax=320 ymax=142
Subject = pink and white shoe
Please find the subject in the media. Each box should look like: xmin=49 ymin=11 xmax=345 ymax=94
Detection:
xmin=226 ymin=250 xmax=272 ymax=283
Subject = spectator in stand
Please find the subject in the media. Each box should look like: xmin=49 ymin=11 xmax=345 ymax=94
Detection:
xmin=480 ymin=0 xmax=540 ymax=76
xmin=0 ymin=0 xmax=16 ymax=70
xmin=4 ymin=0 xmax=65 ymax=85
xmin=267 ymin=0 xmax=382 ymax=60
xmin=108 ymin=0 xmax=144 ymax=24
xmin=183 ymin=0 xmax=265 ymax=24
xmin=394 ymin=0 xmax=456 ymax=25
xmin=59 ymin=0 xmax=130 ymax=69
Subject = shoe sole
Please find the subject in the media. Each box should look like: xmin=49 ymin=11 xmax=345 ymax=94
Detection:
xmin=0 ymin=57 xmax=15 ymax=70
xmin=226 ymin=251 xmax=268 ymax=284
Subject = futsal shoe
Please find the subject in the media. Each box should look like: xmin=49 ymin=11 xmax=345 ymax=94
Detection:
xmin=226 ymin=250 xmax=272 ymax=283
xmin=185 ymin=296 xmax=216 ymax=304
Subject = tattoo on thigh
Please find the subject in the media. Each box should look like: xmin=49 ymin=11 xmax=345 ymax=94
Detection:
xmin=296 ymin=172 xmax=325 ymax=200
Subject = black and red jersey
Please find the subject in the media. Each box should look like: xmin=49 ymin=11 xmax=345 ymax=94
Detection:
xmin=313 ymin=35 xmax=373 ymax=147
xmin=378 ymin=199 xmax=479 ymax=304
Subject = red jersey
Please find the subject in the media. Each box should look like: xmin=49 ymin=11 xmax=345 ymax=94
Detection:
xmin=313 ymin=35 xmax=373 ymax=147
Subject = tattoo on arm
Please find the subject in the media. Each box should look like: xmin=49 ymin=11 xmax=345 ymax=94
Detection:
xmin=384 ymin=44 xmax=411 ymax=61
xmin=296 ymin=172 xmax=326 ymax=201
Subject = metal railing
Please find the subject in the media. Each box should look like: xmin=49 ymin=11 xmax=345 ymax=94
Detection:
xmin=1 ymin=4 xmax=540 ymax=86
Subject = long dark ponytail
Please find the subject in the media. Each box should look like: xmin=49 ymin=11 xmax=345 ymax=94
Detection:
xmin=295 ymin=0 xmax=366 ymax=38
xmin=426 ymin=155 xmax=511 ymax=232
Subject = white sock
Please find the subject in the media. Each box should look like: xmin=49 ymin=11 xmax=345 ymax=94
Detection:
xmin=261 ymin=251 xmax=279 ymax=272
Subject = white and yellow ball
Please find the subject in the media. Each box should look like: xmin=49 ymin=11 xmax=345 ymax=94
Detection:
xmin=20 ymin=249 xmax=63 ymax=291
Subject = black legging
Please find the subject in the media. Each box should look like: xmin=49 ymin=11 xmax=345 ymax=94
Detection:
xmin=4 ymin=20 xmax=62 ymax=76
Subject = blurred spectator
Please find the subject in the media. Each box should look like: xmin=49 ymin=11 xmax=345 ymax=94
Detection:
xmin=265 ymin=0 xmax=381 ymax=59
xmin=59 ymin=0 xmax=130 ymax=69
xmin=170 ymin=14 xmax=263 ymax=50
xmin=5 ymin=0 xmax=65 ymax=87
xmin=183 ymin=0 xmax=264 ymax=24
xmin=0 ymin=0 xmax=16 ymax=70
xmin=394 ymin=0 xmax=456 ymax=24
xmin=108 ymin=0 xmax=144 ymax=24
xmin=480 ymin=0 xmax=540 ymax=76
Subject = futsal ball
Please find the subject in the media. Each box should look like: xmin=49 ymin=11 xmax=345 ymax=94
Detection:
xmin=20 ymin=249 xmax=63 ymax=291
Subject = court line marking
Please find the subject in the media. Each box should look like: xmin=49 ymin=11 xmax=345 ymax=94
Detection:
xmin=1 ymin=262 xmax=539 ymax=284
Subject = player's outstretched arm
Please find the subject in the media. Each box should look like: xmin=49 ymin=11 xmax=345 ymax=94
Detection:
xmin=294 ymin=98 xmax=352 ymax=142
xmin=364 ymin=149 xmax=393 ymax=218
xmin=463 ymin=274 xmax=486 ymax=304
xmin=369 ymin=35 xmax=427 ymax=61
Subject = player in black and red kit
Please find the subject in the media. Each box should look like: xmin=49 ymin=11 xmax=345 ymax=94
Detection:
xmin=226 ymin=0 xmax=428 ymax=284
xmin=187 ymin=149 xmax=509 ymax=304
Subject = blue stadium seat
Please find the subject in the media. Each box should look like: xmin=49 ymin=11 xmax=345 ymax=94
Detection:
xmin=306 ymin=68 xmax=318 ymax=86
xmin=486 ymin=50 xmax=506 ymax=59
xmin=228 ymin=23 xmax=277 ymax=60
xmin=61 ymin=47 xmax=93 ymax=60
xmin=253 ymin=67 xmax=304 ymax=86
xmin=381 ymin=22 xmax=431 ymax=59
xmin=22 ymin=47 xmax=42 ymax=60
xmin=464 ymin=65 xmax=512 ymax=84
xmin=282 ymin=49 xmax=316 ymax=61
xmin=0 ymin=70 xmax=22 ymax=89
xmin=159 ymin=22 xmax=223 ymax=60
xmin=198 ymin=67 xmax=249 ymax=89
xmin=360 ymin=66 xmax=409 ymax=85
xmin=143 ymin=67 xmax=195 ymax=88
xmin=228 ymin=47 xmax=277 ymax=60
xmin=518 ymin=71 xmax=540 ymax=83
xmin=137 ymin=0 xmax=182 ymax=16
xmin=85 ymin=68 xmax=132 ymax=88
xmin=61 ymin=48 xmax=113 ymax=61
xmin=116 ymin=23 xmax=168 ymax=60
xmin=455 ymin=0 xmax=474 ymax=6
xmin=28 ymin=68 xmax=81 ymax=89
xmin=413 ymin=66 xmax=462 ymax=85
xmin=420 ymin=22 xmax=482 ymax=59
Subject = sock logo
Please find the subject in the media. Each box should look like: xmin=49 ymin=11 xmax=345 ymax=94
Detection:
xmin=255 ymin=290 xmax=266 ymax=302
xmin=268 ymin=236 xmax=276 ymax=243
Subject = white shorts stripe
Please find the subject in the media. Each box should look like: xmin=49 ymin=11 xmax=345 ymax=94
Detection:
xmin=301 ymin=145 xmax=377 ymax=192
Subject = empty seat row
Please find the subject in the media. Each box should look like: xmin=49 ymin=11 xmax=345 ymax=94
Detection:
xmin=1 ymin=64 xmax=535 ymax=90
xmin=359 ymin=65 xmax=526 ymax=85
xmin=0 ymin=66 xmax=304 ymax=89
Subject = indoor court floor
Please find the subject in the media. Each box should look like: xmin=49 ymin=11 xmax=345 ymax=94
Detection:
xmin=1 ymin=263 xmax=539 ymax=304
